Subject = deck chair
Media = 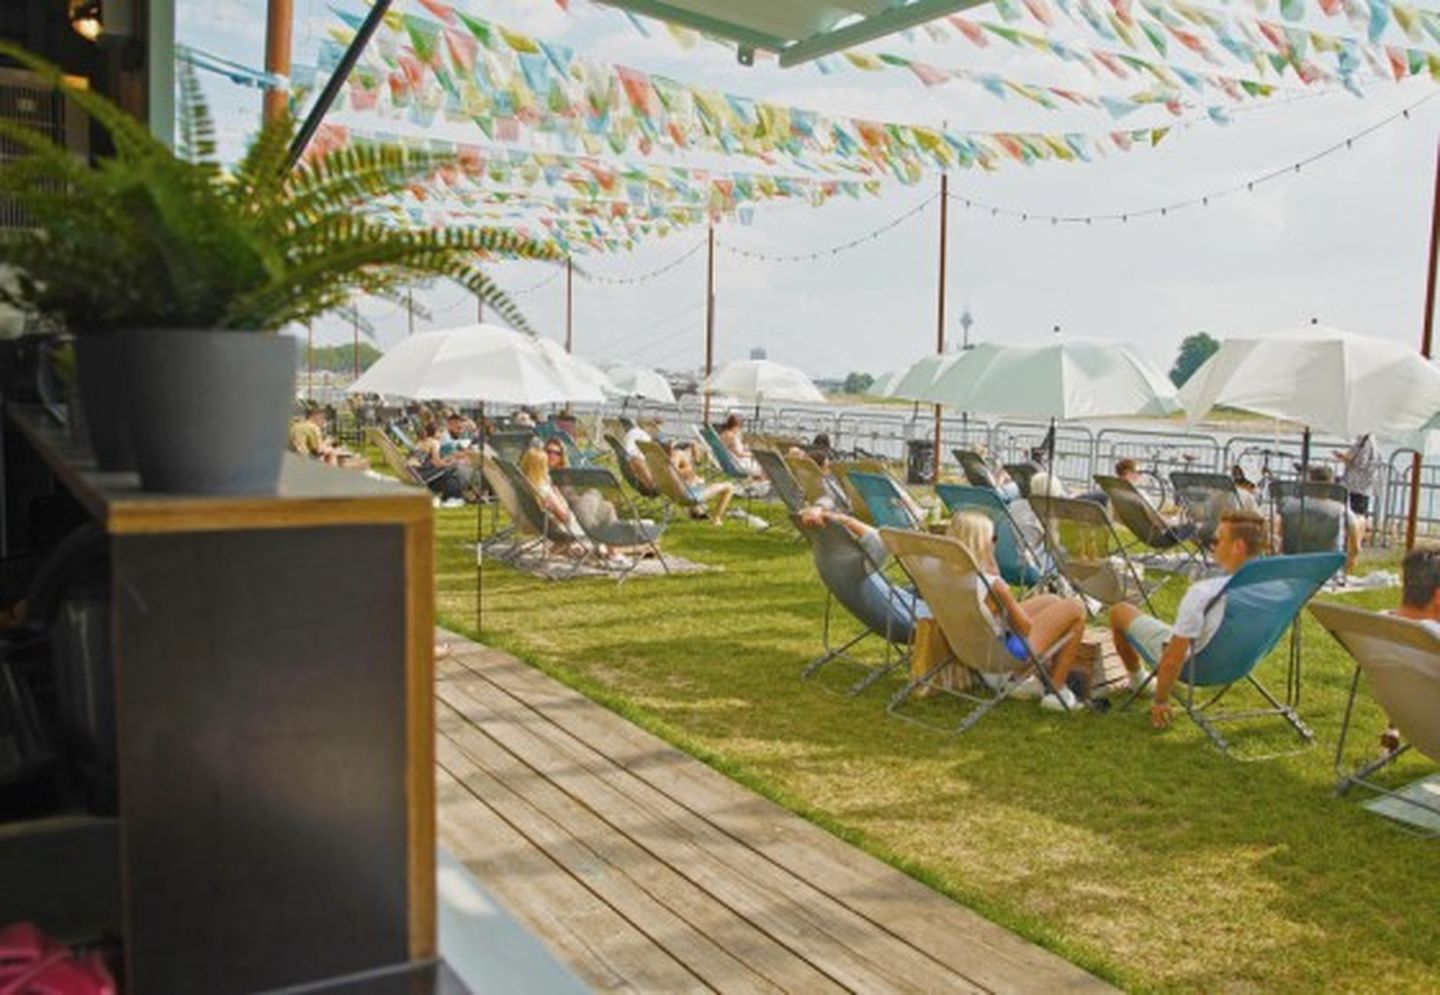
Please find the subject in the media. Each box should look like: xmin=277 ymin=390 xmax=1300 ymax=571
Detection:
xmin=477 ymin=455 xmax=538 ymax=565
xmin=1310 ymin=602 xmax=1440 ymax=831
xmin=1170 ymin=472 xmax=1245 ymax=547
xmin=1271 ymin=481 xmax=1348 ymax=556
xmin=833 ymin=460 xmax=889 ymax=524
xmin=953 ymin=449 xmax=1002 ymax=491
xmin=636 ymin=439 xmax=711 ymax=520
xmin=551 ymin=467 xmax=670 ymax=583
xmin=935 ymin=484 xmax=1048 ymax=589
xmin=366 ymin=426 xmax=468 ymax=499
xmin=1094 ymin=474 xmax=1205 ymax=573
xmin=604 ymin=433 xmax=664 ymax=503
xmin=696 ymin=425 xmax=769 ymax=499
xmin=486 ymin=456 xmax=589 ymax=576
xmin=848 ymin=472 xmax=925 ymax=530
xmin=794 ymin=512 xmax=921 ymax=694
xmin=879 ymin=528 xmax=1075 ymax=732
xmin=1002 ymin=463 xmax=1038 ymax=499
xmin=753 ymin=448 xmax=807 ymax=514
xmin=786 ymin=453 xmax=849 ymax=511
xmin=1036 ymin=495 xmax=1160 ymax=613
xmin=487 ymin=430 xmax=536 ymax=466
xmin=1124 ymin=552 xmax=1345 ymax=759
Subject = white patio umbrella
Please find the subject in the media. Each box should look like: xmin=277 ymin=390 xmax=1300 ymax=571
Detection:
xmin=530 ymin=338 xmax=616 ymax=400
xmin=888 ymin=352 xmax=965 ymax=402
xmin=348 ymin=323 xmax=606 ymax=404
xmin=918 ymin=339 xmax=1180 ymax=419
xmin=703 ymin=359 xmax=826 ymax=405
xmin=1179 ymin=324 xmax=1440 ymax=440
xmin=866 ymin=369 xmax=903 ymax=398
xmin=603 ymin=363 xmax=677 ymax=404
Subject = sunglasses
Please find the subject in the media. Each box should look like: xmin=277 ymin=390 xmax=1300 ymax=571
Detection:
xmin=545 ymin=447 xmax=563 ymax=456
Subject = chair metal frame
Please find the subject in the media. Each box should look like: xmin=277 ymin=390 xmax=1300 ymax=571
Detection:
xmin=551 ymin=466 xmax=671 ymax=584
xmin=1310 ymin=600 xmax=1440 ymax=834
xmin=1093 ymin=474 xmax=1206 ymax=574
xmin=793 ymin=513 xmax=919 ymax=695
xmin=879 ymin=528 xmax=1075 ymax=734
xmin=1121 ymin=552 xmax=1344 ymax=760
xmin=1035 ymin=494 xmax=1161 ymax=614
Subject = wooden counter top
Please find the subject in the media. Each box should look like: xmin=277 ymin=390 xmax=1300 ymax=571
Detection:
xmin=8 ymin=405 xmax=431 ymax=535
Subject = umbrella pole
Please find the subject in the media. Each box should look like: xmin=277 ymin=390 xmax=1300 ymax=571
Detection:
xmin=1407 ymin=138 xmax=1440 ymax=549
xmin=932 ymin=172 xmax=949 ymax=485
xmin=476 ymin=400 xmax=485 ymax=636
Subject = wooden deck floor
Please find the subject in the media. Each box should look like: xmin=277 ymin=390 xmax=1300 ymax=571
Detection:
xmin=434 ymin=633 xmax=1114 ymax=994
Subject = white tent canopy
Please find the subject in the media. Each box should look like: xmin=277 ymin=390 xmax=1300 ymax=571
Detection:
xmin=703 ymin=359 xmax=826 ymax=404
xmin=1180 ymin=324 xmax=1440 ymax=439
xmin=347 ymin=323 xmax=606 ymax=404
xmin=916 ymin=339 xmax=1180 ymax=419
xmin=888 ymin=352 xmax=964 ymax=402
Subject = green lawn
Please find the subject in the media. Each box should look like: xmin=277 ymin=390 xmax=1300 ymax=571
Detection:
xmin=433 ymin=501 xmax=1439 ymax=993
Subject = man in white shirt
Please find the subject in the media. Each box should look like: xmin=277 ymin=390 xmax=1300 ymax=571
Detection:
xmin=619 ymin=417 xmax=654 ymax=488
xmin=1108 ymin=508 xmax=1269 ymax=729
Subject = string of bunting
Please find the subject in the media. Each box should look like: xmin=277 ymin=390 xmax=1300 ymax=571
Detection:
xmin=944 ymin=85 xmax=1439 ymax=224
xmin=719 ymin=194 xmax=938 ymax=262
xmin=322 ymin=2 xmax=1187 ymax=181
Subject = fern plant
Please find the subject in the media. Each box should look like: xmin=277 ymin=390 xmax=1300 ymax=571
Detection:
xmin=0 ymin=43 xmax=556 ymax=335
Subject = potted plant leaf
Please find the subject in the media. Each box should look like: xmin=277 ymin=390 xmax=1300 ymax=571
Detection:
xmin=0 ymin=45 xmax=555 ymax=494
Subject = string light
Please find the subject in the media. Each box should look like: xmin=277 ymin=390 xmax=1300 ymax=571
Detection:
xmin=583 ymin=238 xmax=707 ymax=286
xmin=719 ymin=194 xmax=936 ymax=263
xmin=945 ymin=90 xmax=1437 ymax=226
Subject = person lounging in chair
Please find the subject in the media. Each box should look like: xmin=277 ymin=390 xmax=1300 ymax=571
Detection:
xmin=949 ymin=511 xmax=1088 ymax=713
xmin=1109 ymin=508 xmax=1268 ymax=728
xmin=1376 ymin=544 xmax=1440 ymax=753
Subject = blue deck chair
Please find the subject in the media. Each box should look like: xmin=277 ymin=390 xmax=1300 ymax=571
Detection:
xmin=847 ymin=472 xmax=926 ymax=531
xmin=935 ymin=484 xmax=1049 ymax=589
xmin=696 ymin=425 xmax=768 ymax=499
xmin=1124 ymin=552 xmax=1345 ymax=759
xmin=793 ymin=512 xmax=922 ymax=694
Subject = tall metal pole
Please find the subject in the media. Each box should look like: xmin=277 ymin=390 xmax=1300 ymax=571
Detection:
xmin=1406 ymin=138 xmax=1440 ymax=549
xmin=703 ymin=224 xmax=716 ymax=426
xmin=407 ymin=287 xmax=415 ymax=336
xmin=352 ymin=307 xmax=361 ymax=379
xmin=932 ymin=173 xmax=949 ymax=485
xmin=565 ymin=258 xmax=574 ymax=353
xmin=306 ymin=322 xmax=314 ymax=402
xmin=263 ymin=0 xmax=293 ymax=126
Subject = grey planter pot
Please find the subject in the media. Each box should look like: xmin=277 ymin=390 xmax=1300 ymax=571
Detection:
xmin=73 ymin=335 xmax=135 ymax=471
xmin=124 ymin=330 xmax=297 ymax=495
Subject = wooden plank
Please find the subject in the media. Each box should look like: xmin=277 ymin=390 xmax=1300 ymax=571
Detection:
xmin=436 ymin=758 xmax=704 ymax=993
xmin=438 ymin=703 xmax=826 ymax=995
xmin=437 ymin=664 xmax=980 ymax=994
xmin=439 ymin=638 xmax=1114 ymax=994
xmin=407 ymin=515 xmax=437 ymax=959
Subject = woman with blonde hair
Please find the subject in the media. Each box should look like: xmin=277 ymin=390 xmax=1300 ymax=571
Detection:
xmin=519 ymin=442 xmax=585 ymax=539
xmin=947 ymin=510 xmax=1087 ymax=712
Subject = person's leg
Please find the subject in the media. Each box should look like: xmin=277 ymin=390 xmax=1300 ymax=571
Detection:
xmin=1026 ymin=598 xmax=1086 ymax=686
xmin=710 ymin=483 xmax=735 ymax=523
xmin=1110 ymin=602 xmax=1143 ymax=675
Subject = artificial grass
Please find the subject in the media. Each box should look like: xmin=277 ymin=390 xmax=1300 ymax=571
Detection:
xmin=434 ymin=501 xmax=1439 ymax=993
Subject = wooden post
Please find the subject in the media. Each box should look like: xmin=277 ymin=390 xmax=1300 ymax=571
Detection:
xmin=703 ymin=223 xmax=716 ymax=426
xmin=263 ymin=0 xmax=293 ymax=125
xmin=1406 ymin=139 xmax=1440 ymax=550
xmin=932 ymin=173 xmax=948 ymax=484
xmin=565 ymin=258 xmax=574 ymax=353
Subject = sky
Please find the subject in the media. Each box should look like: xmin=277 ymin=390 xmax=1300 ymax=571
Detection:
xmin=178 ymin=0 xmax=1440 ymax=381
